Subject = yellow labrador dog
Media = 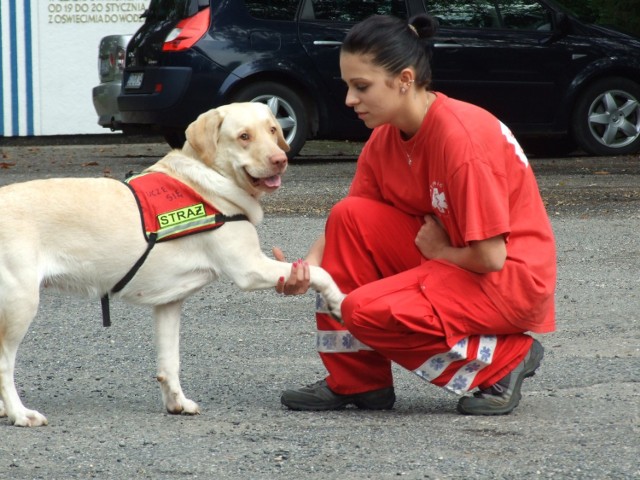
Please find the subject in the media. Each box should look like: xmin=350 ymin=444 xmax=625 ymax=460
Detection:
xmin=0 ymin=102 xmax=345 ymax=427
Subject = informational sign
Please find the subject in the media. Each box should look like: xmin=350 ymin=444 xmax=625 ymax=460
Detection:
xmin=0 ymin=0 xmax=146 ymax=136
xmin=46 ymin=0 xmax=145 ymax=25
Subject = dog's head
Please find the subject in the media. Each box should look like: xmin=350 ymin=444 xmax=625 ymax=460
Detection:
xmin=184 ymin=102 xmax=290 ymax=198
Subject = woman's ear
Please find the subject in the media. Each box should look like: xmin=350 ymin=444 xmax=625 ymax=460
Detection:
xmin=399 ymin=67 xmax=415 ymax=85
xmin=398 ymin=68 xmax=416 ymax=94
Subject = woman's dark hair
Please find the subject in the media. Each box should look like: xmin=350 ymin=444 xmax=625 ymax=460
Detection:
xmin=341 ymin=14 xmax=438 ymax=89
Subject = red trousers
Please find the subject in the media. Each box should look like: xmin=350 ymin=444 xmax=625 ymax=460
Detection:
xmin=317 ymin=197 xmax=533 ymax=396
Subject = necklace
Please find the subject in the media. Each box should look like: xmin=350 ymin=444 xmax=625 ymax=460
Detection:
xmin=400 ymin=94 xmax=432 ymax=166
xmin=402 ymin=137 xmax=419 ymax=166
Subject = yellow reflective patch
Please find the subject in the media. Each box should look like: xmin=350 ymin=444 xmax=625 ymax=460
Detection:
xmin=157 ymin=203 xmax=206 ymax=228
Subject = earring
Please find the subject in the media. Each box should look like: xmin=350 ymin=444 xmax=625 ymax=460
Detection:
xmin=401 ymin=80 xmax=414 ymax=94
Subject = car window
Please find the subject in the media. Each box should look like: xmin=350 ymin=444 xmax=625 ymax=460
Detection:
xmin=244 ymin=0 xmax=300 ymax=21
xmin=144 ymin=0 xmax=207 ymax=21
xmin=426 ymin=0 xmax=552 ymax=31
xmin=302 ymin=0 xmax=408 ymax=22
xmin=499 ymin=1 xmax=551 ymax=31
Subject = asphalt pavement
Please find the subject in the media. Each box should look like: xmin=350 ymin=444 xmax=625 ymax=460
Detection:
xmin=0 ymin=138 xmax=638 ymax=479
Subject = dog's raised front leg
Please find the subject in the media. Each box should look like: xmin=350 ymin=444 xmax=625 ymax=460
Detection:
xmin=153 ymin=302 xmax=200 ymax=415
xmin=231 ymin=257 xmax=346 ymax=321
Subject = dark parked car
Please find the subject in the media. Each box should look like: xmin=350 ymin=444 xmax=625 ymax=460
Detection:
xmin=118 ymin=0 xmax=640 ymax=157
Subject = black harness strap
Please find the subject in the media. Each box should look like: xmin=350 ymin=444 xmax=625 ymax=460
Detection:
xmin=101 ymin=232 xmax=157 ymax=327
xmin=100 ymin=213 xmax=249 ymax=327
xmin=100 ymin=295 xmax=112 ymax=328
xmin=113 ymin=232 xmax=159 ymax=294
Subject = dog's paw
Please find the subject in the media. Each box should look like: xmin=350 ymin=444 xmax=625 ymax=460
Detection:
xmin=164 ymin=395 xmax=201 ymax=416
xmin=326 ymin=297 xmax=345 ymax=324
xmin=0 ymin=400 xmax=6 ymax=418
xmin=157 ymin=375 xmax=201 ymax=415
xmin=328 ymin=306 xmax=345 ymax=324
xmin=11 ymin=408 xmax=48 ymax=427
xmin=316 ymin=292 xmax=346 ymax=324
xmin=179 ymin=398 xmax=201 ymax=416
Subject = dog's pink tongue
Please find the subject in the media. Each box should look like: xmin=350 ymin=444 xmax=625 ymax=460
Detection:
xmin=264 ymin=175 xmax=281 ymax=188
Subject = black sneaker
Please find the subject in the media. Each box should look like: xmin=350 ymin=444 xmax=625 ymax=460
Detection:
xmin=281 ymin=380 xmax=395 ymax=411
xmin=457 ymin=339 xmax=544 ymax=415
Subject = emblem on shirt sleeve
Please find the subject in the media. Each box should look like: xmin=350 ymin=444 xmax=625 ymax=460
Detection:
xmin=430 ymin=181 xmax=449 ymax=214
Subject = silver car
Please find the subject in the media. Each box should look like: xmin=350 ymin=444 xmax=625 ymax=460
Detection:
xmin=92 ymin=34 xmax=132 ymax=131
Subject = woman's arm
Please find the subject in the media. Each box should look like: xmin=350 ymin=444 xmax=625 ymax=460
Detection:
xmin=415 ymin=216 xmax=506 ymax=274
xmin=303 ymin=234 xmax=325 ymax=266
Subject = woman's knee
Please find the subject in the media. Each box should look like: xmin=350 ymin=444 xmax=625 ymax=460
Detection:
xmin=328 ymin=196 xmax=377 ymax=226
xmin=329 ymin=197 xmax=393 ymax=230
xmin=342 ymin=289 xmax=382 ymax=336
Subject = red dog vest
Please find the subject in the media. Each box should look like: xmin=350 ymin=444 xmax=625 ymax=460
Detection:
xmin=125 ymin=171 xmax=234 ymax=242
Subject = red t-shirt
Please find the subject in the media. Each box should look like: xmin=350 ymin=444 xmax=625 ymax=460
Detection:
xmin=349 ymin=93 xmax=556 ymax=333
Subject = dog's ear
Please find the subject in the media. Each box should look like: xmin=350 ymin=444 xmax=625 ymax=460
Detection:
xmin=185 ymin=108 xmax=224 ymax=166
xmin=262 ymin=104 xmax=290 ymax=153
xmin=275 ymin=121 xmax=291 ymax=153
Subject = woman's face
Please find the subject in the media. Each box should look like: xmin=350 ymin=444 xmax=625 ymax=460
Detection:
xmin=340 ymin=52 xmax=402 ymax=129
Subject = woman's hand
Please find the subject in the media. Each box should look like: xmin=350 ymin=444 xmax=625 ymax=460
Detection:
xmin=415 ymin=215 xmax=451 ymax=260
xmin=272 ymin=246 xmax=311 ymax=295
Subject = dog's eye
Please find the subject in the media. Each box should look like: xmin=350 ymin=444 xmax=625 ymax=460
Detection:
xmin=270 ymin=127 xmax=277 ymax=135
xmin=239 ymin=133 xmax=250 ymax=141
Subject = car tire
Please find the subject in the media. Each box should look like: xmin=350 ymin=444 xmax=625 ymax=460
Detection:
xmin=232 ymin=82 xmax=309 ymax=159
xmin=572 ymin=77 xmax=640 ymax=156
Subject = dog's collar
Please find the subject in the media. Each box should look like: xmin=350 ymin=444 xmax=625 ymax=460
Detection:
xmin=100 ymin=172 xmax=248 ymax=327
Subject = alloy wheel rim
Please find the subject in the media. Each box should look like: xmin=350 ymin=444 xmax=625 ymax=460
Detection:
xmin=250 ymin=95 xmax=298 ymax=146
xmin=587 ymin=89 xmax=640 ymax=149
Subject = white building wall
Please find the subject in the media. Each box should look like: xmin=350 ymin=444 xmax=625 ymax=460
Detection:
xmin=0 ymin=0 xmax=146 ymax=137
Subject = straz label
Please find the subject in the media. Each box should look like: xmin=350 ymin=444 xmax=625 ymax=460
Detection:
xmin=158 ymin=203 xmax=206 ymax=228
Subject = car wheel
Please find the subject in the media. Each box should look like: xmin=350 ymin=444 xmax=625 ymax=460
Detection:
xmin=163 ymin=129 xmax=186 ymax=149
xmin=232 ymin=82 xmax=309 ymax=159
xmin=572 ymin=77 xmax=640 ymax=156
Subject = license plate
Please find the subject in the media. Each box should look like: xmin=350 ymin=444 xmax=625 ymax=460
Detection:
xmin=125 ymin=72 xmax=144 ymax=89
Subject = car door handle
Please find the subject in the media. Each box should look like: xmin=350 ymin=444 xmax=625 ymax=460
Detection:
xmin=313 ymin=40 xmax=343 ymax=46
xmin=434 ymin=42 xmax=463 ymax=48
